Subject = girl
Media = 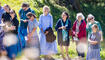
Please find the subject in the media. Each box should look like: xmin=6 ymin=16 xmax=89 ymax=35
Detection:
xmin=26 ymin=12 xmax=40 ymax=60
xmin=86 ymin=24 xmax=101 ymax=60
xmin=55 ymin=11 xmax=71 ymax=60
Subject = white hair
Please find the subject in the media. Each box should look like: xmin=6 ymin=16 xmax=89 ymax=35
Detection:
xmin=76 ymin=13 xmax=85 ymax=20
xmin=87 ymin=14 xmax=95 ymax=20
xmin=43 ymin=6 xmax=50 ymax=12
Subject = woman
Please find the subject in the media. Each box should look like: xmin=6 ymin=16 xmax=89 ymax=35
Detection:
xmin=2 ymin=4 xmax=11 ymax=22
xmin=86 ymin=24 xmax=101 ymax=60
xmin=5 ymin=9 xmax=19 ymax=59
xmin=39 ymin=6 xmax=57 ymax=60
xmin=18 ymin=2 xmax=35 ymax=49
xmin=86 ymin=14 xmax=103 ymax=41
xmin=55 ymin=11 xmax=71 ymax=60
xmin=72 ymin=13 xmax=86 ymax=59
xmin=26 ymin=12 xmax=40 ymax=60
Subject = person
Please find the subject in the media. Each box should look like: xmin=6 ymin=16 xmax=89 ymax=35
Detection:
xmin=55 ymin=11 xmax=71 ymax=60
xmin=86 ymin=24 xmax=101 ymax=60
xmin=2 ymin=4 xmax=11 ymax=22
xmin=72 ymin=13 xmax=86 ymax=59
xmin=86 ymin=14 xmax=103 ymax=41
xmin=26 ymin=12 xmax=40 ymax=60
xmin=0 ymin=2 xmax=5 ymax=56
xmin=5 ymin=9 xmax=19 ymax=60
xmin=39 ymin=6 xmax=57 ymax=60
xmin=18 ymin=2 xmax=35 ymax=49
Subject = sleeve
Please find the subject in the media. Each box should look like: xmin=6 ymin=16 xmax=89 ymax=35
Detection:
xmin=15 ymin=19 xmax=19 ymax=32
xmin=18 ymin=9 xmax=21 ymax=17
xmin=31 ymin=10 xmax=35 ymax=14
xmin=1 ymin=13 xmax=5 ymax=22
xmin=86 ymin=23 xmax=91 ymax=32
xmin=66 ymin=20 xmax=71 ymax=31
xmin=72 ymin=21 xmax=76 ymax=36
xmin=97 ymin=22 xmax=102 ymax=31
xmin=39 ymin=15 xmax=42 ymax=29
xmin=95 ymin=33 xmax=101 ymax=42
xmin=34 ymin=19 xmax=38 ymax=28
xmin=55 ymin=19 xmax=60 ymax=31
xmin=50 ymin=15 xmax=53 ymax=28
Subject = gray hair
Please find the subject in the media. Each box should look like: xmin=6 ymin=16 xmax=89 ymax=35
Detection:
xmin=76 ymin=13 xmax=85 ymax=20
xmin=87 ymin=14 xmax=95 ymax=20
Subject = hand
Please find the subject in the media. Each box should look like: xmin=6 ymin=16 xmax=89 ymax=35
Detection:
xmin=23 ymin=20 xmax=28 ymax=23
xmin=45 ymin=31 xmax=49 ymax=35
xmin=27 ymin=34 xmax=31 ymax=43
xmin=58 ymin=26 xmax=66 ymax=29
xmin=86 ymin=18 xmax=89 ymax=23
xmin=7 ymin=26 xmax=16 ymax=30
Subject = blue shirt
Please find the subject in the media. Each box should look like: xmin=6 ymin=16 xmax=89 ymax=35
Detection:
xmin=19 ymin=8 xmax=35 ymax=28
xmin=0 ymin=7 xmax=5 ymax=23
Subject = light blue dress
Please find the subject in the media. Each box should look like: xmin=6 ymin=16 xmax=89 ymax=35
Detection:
xmin=39 ymin=13 xmax=57 ymax=55
xmin=27 ymin=18 xmax=40 ymax=48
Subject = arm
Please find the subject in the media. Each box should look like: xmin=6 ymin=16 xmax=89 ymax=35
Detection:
xmin=39 ymin=15 xmax=43 ymax=33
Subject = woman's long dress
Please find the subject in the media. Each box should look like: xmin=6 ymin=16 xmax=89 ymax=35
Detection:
xmin=39 ymin=13 xmax=57 ymax=55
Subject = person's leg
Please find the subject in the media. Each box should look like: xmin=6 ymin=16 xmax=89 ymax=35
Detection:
xmin=65 ymin=46 xmax=71 ymax=60
xmin=60 ymin=45 xmax=66 ymax=60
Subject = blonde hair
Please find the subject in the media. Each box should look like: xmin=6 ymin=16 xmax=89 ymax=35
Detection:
xmin=43 ymin=6 xmax=50 ymax=12
xmin=76 ymin=13 xmax=85 ymax=20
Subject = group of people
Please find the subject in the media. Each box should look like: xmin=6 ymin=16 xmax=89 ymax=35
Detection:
xmin=0 ymin=2 xmax=103 ymax=60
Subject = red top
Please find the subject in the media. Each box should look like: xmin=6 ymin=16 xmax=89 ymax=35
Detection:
xmin=72 ymin=20 xmax=87 ymax=41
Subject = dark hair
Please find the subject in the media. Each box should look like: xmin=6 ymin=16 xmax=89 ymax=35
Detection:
xmin=22 ymin=3 xmax=29 ymax=7
xmin=62 ymin=11 xmax=69 ymax=19
xmin=26 ymin=12 xmax=36 ymax=18
xmin=4 ymin=4 xmax=11 ymax=10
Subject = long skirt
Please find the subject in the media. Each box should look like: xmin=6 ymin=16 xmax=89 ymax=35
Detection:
xmin=18 ymin=27 xmax=27 ymax=49
xmin=39 ymin=32 xmax=58 ymax=55
xmin=86 ymin=47 xmax=101 ymax=60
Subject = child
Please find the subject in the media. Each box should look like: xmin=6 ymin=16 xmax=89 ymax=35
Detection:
xmin=86 ymin=24 xmax=101 ymax=60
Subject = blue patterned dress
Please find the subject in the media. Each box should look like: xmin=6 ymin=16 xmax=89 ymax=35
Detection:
xmin=86 ymin=32 xmax=101 ymax=60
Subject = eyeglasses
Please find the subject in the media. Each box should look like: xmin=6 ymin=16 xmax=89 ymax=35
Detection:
xmin=88 ymin=17 xmax=93 ymax=21
xmin=10 ymin=12 xmax=14 ymax=14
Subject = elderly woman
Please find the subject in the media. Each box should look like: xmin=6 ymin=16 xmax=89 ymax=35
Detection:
xmin=18 ymin=3 xmax=35 ymax=49
xmin=55 ymin=11 xmax=71 ymax=60
xmin=86 ymin=24 xmax=101 ymax=60
xmin=72 ymin=13 xmax=86 ymax=59
xmin=39 ymin=6 xmax=57 ymax=60
xmin=86 ymin=14 xmax=103 ymax=41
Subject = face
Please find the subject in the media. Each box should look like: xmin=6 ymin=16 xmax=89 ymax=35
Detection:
xmin=43 ymin=9 xmax=49 ymax=16
xmin=78 ymin=16 xmax=82 ymax=21
xmin=4 ymin=7 xmax=10 ymax=12
xmin=92 ymin=26 xmax=97 ymax=33
xmin=89 ymin=18 xmax=94 ymax=23
xmin=27 ymin=16 xmax=34 ymax=21
xmin=62 ymin=13 xmax=67 ymax=21
xmin=10 ymin=12 xmax=15 ymax=17
xmin=22 ymin=7 xmax=28 ymax=11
